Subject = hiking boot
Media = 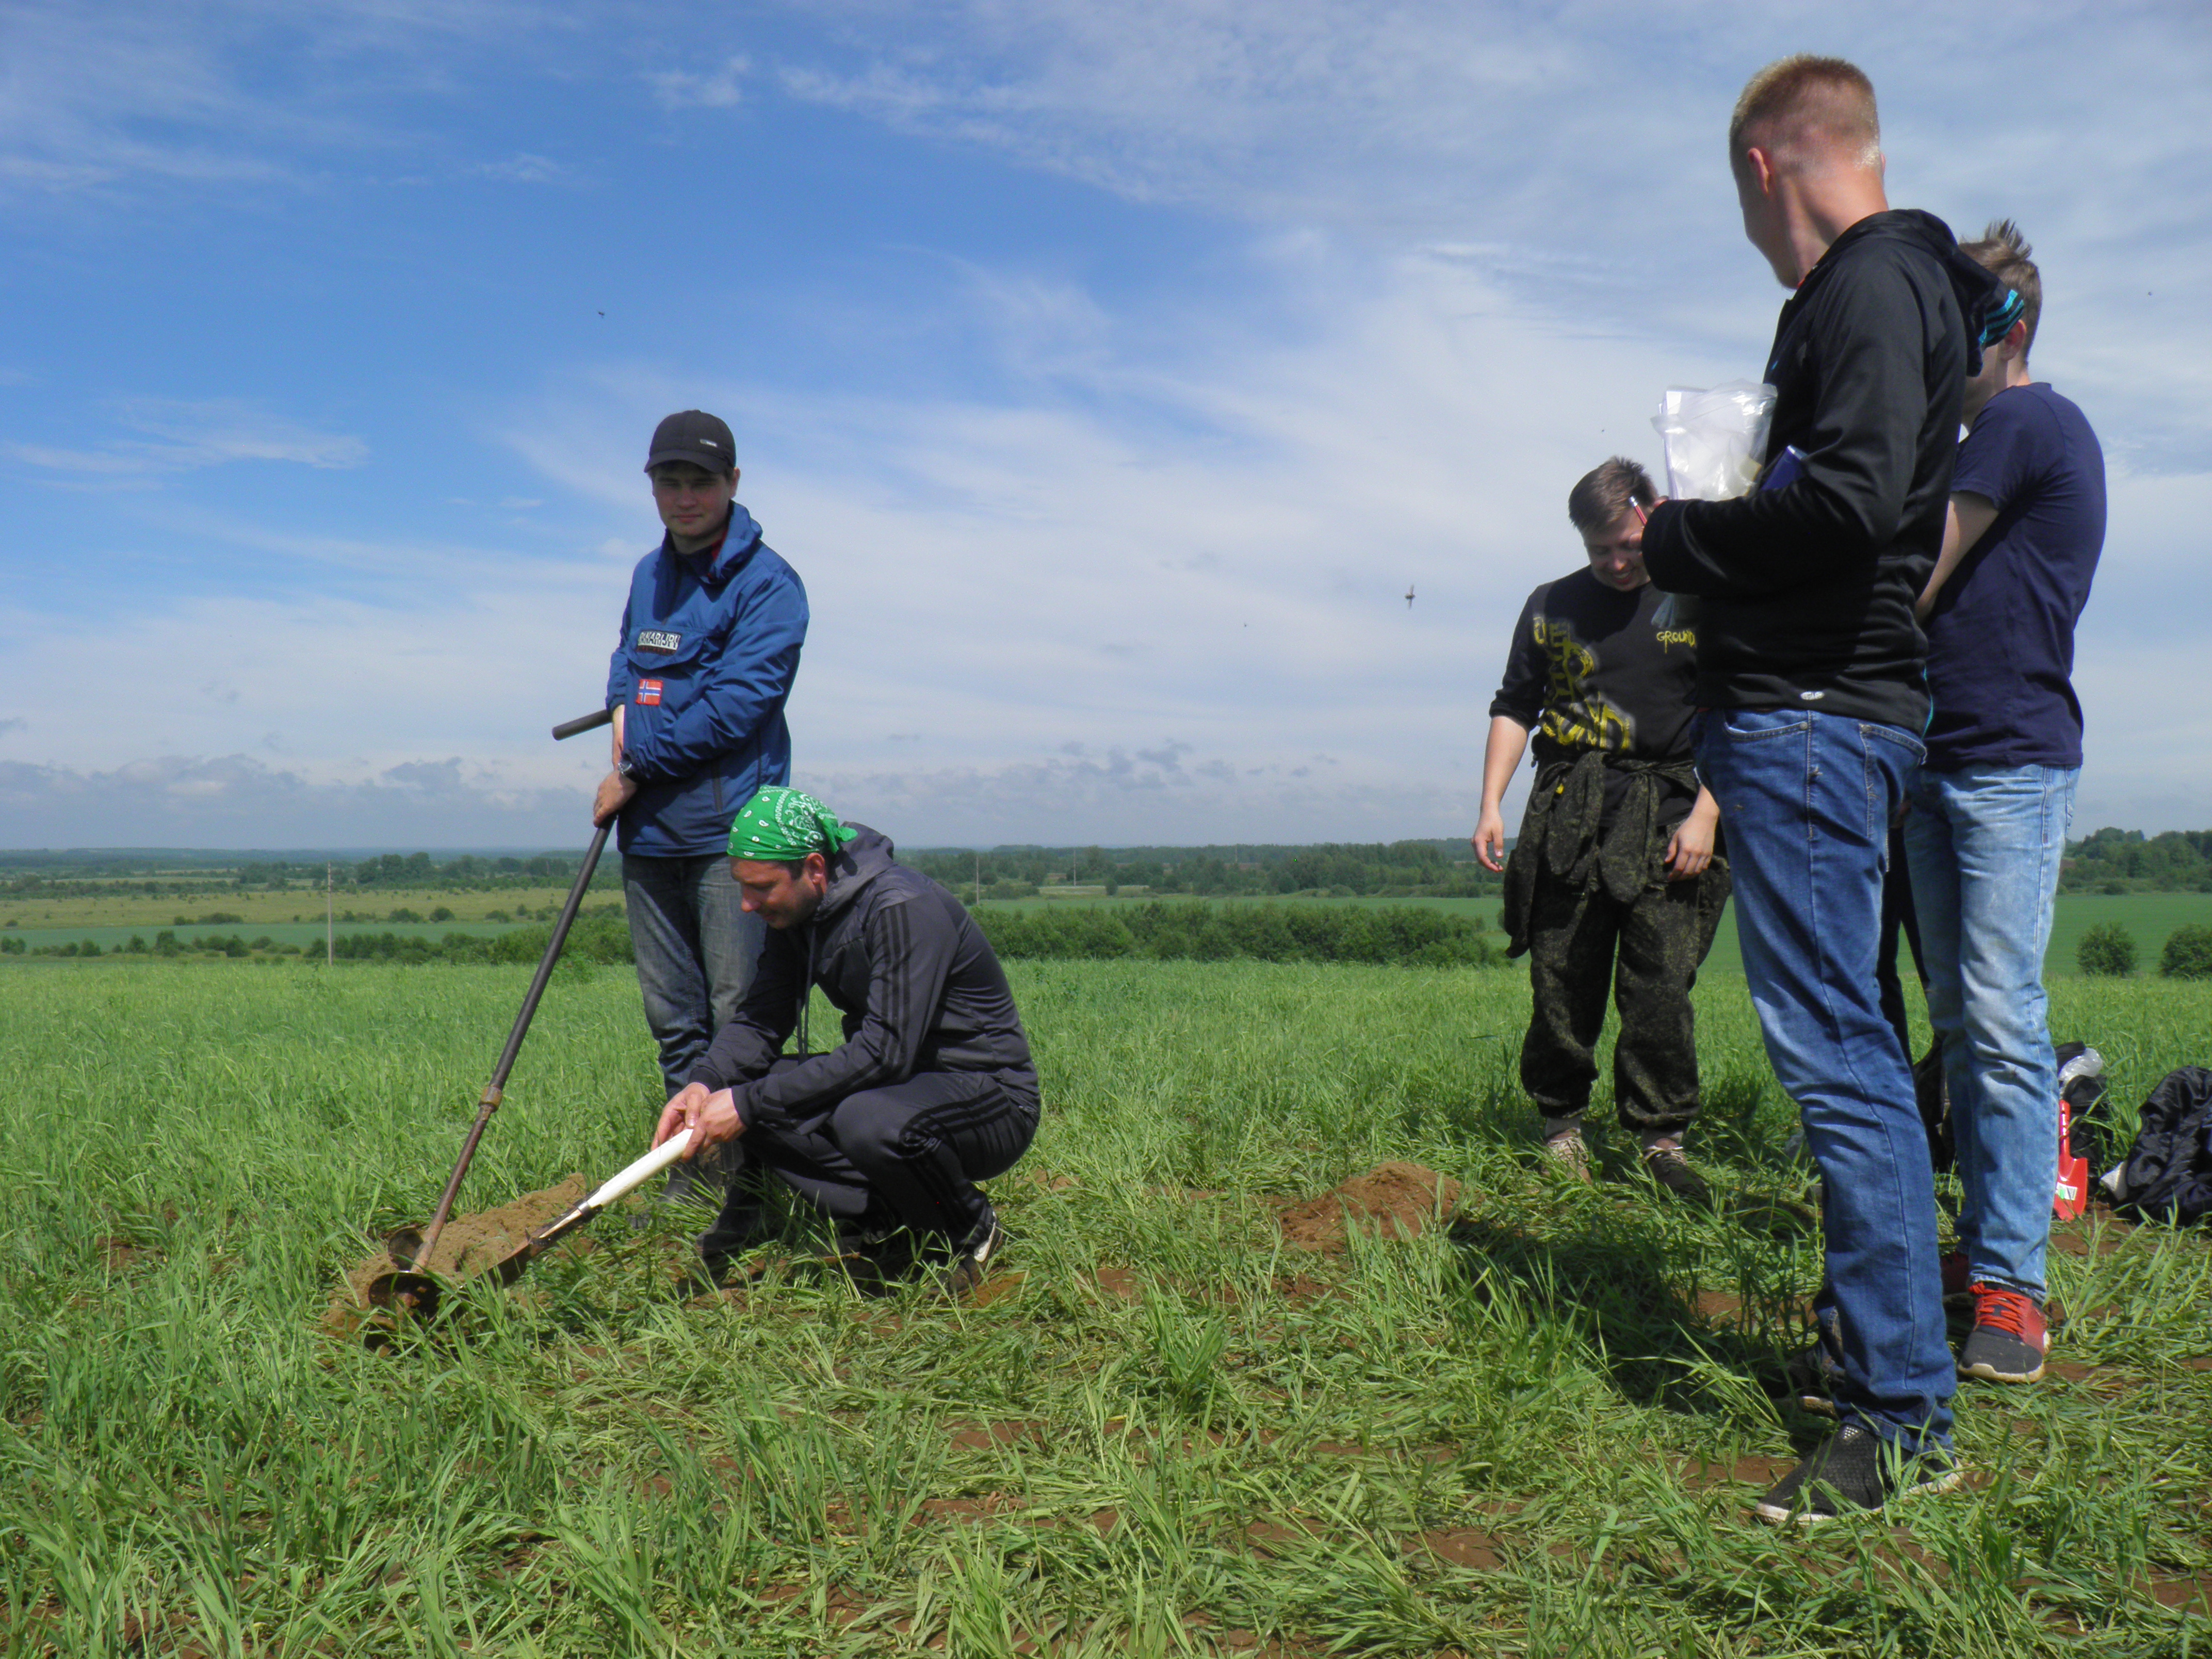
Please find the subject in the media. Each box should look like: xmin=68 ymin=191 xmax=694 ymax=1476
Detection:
xmin=1641 ymin=1145 xmax=1713 ymax=1206
xmin=940 ymin=1205 xmax=1005 ymax=1299
xmin=1752 ymin=1423 xmax=1960 ymax=1525
xmin=1540 ymin=1125 xmax=1592 ymax=1184
xmin=1958 ymin=1283 xmax=2047 ymax=1383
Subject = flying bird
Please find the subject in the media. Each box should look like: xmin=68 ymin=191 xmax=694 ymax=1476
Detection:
xmin=1405 ymin=584 xmax=1416 ymax=608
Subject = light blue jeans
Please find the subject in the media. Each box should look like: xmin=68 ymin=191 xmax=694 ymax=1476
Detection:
xmin=1903 ymin=763 xmax=2077 ymax=1301
xmin=1696 ymin=707 xmax=1953 ymax=1453
xmin=624 ymin=853 xmax=767 ymax=1098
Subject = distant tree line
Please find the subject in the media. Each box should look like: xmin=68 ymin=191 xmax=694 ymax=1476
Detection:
xmin=971 ymin=902 xmax=1494 ymax=967
xmin=0 ymin=851 xmax=622 ymax=902
xmin=2061 ymin=828 xmax=2212 ymax=893
xmin=903 ymin=839 xmax=1499 ymax=900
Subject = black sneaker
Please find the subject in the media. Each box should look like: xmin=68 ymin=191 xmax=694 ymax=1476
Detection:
xmin=833 ymin=1219 xmax=919 ymax=1281
xmin=1642 ymin=1145 xmax=1713 ymax=1206
xmin=1752 ymin=1424 xmax=1961 ymax=1525
xmin=662 ymin=1160 xmax=727 ymax=1211
xmin=941 ymin=1205 xmax=1005 ymax=1299
xmin=1782 ymin=1340 xmax=1844 ymax=1418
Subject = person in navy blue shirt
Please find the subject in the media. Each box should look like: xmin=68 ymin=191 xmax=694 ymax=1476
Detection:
xmin=594 ymin=410 xmax=810 ymax=1201
xmin=1906 ymin=223 xmax=2105 ymax=1388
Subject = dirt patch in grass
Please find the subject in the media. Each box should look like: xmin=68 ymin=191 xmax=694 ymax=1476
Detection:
xmin=1085 ymin=1266 xmax=1146 ymax=1302
xmin=2047 ymin=1214 xmax=2140 ymax=1259
xmin=1677 ymin=1452 xmax=1797 ymax=1490
xmin=322 ymin=1176 xmax=589 ymax=1342
xmin=100 ymin=1235 xmax=157 ymax=1273
xmin=1407 ymin=1527 xmax=1508 ymax=1570
xmin=1278 ymin=1161 xmax=1461 ymax=1253
xmin=2151 ymin=1572 xmax=2212 ymax=1613
xmin=947 ymin=1419 xmax=1048 ymax=1451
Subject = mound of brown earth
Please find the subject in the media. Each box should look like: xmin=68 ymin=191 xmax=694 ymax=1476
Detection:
xmin=323 ymin=1176 xmax=590 ymax=1344
xmin=1277 ymin=1161 xmax=1461 ymax=1253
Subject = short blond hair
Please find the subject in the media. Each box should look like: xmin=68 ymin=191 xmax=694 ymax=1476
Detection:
xmin=1730 ymin=55 xmax=1881 ymax=177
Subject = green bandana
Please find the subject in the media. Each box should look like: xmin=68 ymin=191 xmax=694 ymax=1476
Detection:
xmin=727 ymin=787 xmax=858 ymax=863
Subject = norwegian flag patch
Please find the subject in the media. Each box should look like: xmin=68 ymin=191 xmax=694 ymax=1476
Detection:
xmin=636 ymin=679 xmax=663 ymax=707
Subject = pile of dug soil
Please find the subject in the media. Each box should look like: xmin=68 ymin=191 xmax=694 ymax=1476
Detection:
xmin=323 ymin=1175 xmax=589 ymax=1344
xmin=1278 ymin=1162 xmax=1462 ymax=1253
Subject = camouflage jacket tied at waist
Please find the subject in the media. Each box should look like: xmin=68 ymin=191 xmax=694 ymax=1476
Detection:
xmin=1500 ymin=749 xmax=1703 ymax=958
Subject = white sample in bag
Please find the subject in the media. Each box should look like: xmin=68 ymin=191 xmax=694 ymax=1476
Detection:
xmin=1651 ymin=380 xmax=1777 ymax=502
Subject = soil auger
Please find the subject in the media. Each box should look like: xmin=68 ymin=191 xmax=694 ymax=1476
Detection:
xmin=381 ymin=705 xmax=620 ymax=1282
xmin=364 ymin=1129 xmax=693 ymax=1322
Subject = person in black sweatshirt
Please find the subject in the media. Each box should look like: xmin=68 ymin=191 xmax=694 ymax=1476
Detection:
xmin=650 ymin=787 xmax=1038 ymax=1293
xmin=1639 ymin=55 xmax=2003 ymax=1525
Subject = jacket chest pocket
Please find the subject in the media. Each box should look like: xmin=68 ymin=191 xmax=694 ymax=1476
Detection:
xmin=626 ymin=620 xmax=731 ymax=706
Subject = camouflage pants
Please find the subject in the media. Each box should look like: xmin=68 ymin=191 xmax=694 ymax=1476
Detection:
xmin=1520 ymin=864 xmax=1730 ymax=1134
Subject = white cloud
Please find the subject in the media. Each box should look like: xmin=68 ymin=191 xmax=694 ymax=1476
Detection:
xmin=647 ymin=55 xmax=751 ymax=110
xmin=771 ymin=2 xmax=2212 ymax=462
xmin=6 ymin=399 xmax=367 ymax=482
xmin=469 ymin=152 xmax=570 ymax=184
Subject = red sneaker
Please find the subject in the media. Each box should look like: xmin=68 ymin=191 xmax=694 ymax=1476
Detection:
xmin=1958 ymin=1283 xmax=2047 ymax=1384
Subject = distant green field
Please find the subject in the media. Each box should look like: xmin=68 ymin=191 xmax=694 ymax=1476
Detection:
xmin=975 ymin=889 xmax=2212 ymax=983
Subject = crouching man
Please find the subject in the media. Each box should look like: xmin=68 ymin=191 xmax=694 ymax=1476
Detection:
xmin=650 ymin=787 xmax=1038 ymax=1292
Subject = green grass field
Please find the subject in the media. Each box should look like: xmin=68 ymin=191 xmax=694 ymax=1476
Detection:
xmin=3 ymin=957 xmax=2208 ymax=1656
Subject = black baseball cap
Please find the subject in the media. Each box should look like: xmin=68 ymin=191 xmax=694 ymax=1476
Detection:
xmin=644 ymin=410 xmax=737 ymax=475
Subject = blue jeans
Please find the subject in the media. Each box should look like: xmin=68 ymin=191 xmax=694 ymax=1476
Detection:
xmin=624 ymin=854 xmax=766 ymax=1098
xmin=1904 ymin=763 xmax=2076 ymax=1300
xmin=1696 ymin=708 xmax=1953 ymax=1452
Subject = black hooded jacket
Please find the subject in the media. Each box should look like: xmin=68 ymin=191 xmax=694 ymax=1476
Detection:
xmin=689 ymin=826 xmax=1038 ymax=1135
xmin=1641 ymin=209 xmax=2004 ymax=729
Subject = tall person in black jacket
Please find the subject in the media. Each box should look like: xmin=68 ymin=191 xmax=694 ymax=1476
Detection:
xmin=1639 ymin=56 xmax=2003 ymax=1524
xmin=650 ymin=788 xmax=1038 ymax=1294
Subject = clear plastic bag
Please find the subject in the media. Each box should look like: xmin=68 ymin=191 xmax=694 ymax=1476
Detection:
xmin=1651 ymin=380 xmax=1776 ymax=501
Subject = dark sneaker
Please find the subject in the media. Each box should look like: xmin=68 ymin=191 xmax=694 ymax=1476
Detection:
xmin=693 ymin=1191 xmax=771 ymax=1286
xmin=1782 ymin=1340 xmax=1844 ymax=1418
xmin=1958 ymin=1283 xmax=2047 ymax=1383
xmin=833 ymin=1220 xmax=919 ymax=1284
xmin=1752 ymin=1424 xmax=1961 ymax=1525
xmin=1642 ymin=1145 xmax=1713 ymax=1206
xmin=941 ymin=1205 xmax=1005 ymax=1299
xmin=662 ymin=1160 xmax=727 ymax=1211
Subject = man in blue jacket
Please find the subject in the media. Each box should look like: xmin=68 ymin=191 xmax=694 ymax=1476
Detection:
xmin=594 ymin=410 xmax=809 ymax=1198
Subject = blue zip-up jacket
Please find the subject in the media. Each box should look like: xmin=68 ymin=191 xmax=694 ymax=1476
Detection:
xmin=605 ymin=505 xmax=808 ymax=857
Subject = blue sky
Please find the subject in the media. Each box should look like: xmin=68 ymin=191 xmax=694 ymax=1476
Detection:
xmin=4 ymin=1 xmax=2208 ymax=849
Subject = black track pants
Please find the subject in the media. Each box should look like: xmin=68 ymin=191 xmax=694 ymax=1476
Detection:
xmin=711 ymin=1064 xmax=1037 ymax=1243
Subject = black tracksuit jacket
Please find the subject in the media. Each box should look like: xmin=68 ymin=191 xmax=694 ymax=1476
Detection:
xmin=689 ymin=827 xmax=1038 ymax=1135
xmin=1642 ymin=209 xmax=2004 ymax=730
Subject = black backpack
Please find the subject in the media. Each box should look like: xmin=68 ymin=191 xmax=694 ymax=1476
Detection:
xmin=2103 ymin=1066 xmax=2212 ymax=1227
